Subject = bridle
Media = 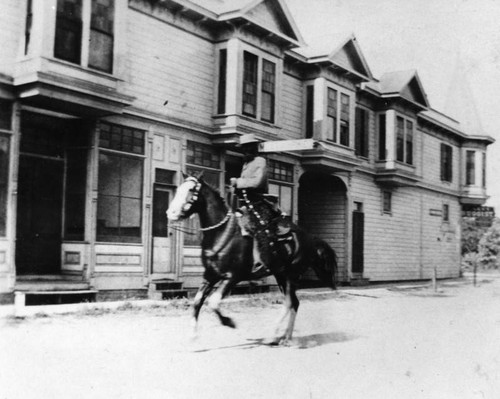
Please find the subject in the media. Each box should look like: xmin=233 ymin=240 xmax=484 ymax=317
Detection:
xmin=180 ymin=176 xmax=232 ymax=232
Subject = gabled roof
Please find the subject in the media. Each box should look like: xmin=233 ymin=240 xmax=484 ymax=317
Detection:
xmin=293 ymin=34 xmax=373 ymax=81
xmin=363 ymin=69 xmax=430 ymax=109
xmin=187 ymin=0 xmax=304 ymax=46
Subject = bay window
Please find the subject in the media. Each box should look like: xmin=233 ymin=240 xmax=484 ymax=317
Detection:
xmin=440 ymin=143 xmax=453 ymax=182
xmin=466 ymin=150 xmax=475 ymax=185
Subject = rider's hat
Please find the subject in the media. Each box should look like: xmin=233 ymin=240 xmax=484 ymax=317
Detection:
xmin=237 ymin=133 xmax=260 ymax=147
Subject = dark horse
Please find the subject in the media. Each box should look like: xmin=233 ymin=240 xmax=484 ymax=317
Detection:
xmin=166 ymin=173 xmax=337 ymax=345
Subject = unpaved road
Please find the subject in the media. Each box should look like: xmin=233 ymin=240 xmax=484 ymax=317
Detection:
xmin=1 ymin=275 xmax=500 ymax=399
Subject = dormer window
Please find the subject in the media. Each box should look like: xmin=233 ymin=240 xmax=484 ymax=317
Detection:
xmin=54 ymin=0 xmax=114 ymax=73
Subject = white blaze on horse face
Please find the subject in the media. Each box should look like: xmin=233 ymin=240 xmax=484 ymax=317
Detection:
xmin=166 ymin=180 xmax=196 ymax=220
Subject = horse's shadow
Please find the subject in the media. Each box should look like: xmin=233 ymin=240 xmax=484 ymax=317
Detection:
xmin=191 ymin=331 xmax=356 ymax=353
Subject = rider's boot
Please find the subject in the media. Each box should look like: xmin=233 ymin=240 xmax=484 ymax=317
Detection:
xmin=251 ymin=237 xmax=270 ymax=278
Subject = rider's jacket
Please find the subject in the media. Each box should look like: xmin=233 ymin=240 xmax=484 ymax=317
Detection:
xmin=234 ymin=156 xmax=268 ymax=194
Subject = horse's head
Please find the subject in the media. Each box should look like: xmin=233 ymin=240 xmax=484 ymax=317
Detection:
xmin=166 ymin=174 xmax=203 ymax=221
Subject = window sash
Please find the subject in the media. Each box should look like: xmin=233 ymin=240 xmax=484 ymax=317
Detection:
xmin=440 ymin=144 xmax=453 ymax=182
xmin=217 ymin=49 xmax=227 ymax=114
xmin=466 ymin=150 xmax=475 ymax=185
xmin=261 ymin=59 xmax=275 ymax=122
xmin=54 ymin=0 xmax=83 ymax=64
xmin=355 ymin=107 xmax=369 ymax=157
xmin=242 ymin=52 xmax=258 ymax=117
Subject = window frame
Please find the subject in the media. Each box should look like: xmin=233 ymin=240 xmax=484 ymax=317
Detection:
xmin=54 ymin=0 xmax=115 ymax=74
xmin=466 ymin=150 xmax=476 ymax=185
xmin=440 ymin=143 xmax=453 ymax=183
xmin=268 ymin=159 xmax=294 ymax=216
xmin=96 ymin=122 xmax=145 ymax=243
xmin=395 ymin=115 xmax=414 ymax=165
xmin=382 ymin=190 xmax=392 ymax=215
xmin=240 ymin=48 xmax=278 ymax=124
xmin=325 ymin=84 xmax=352 ymax=147
xmin=355 ymin=106 xmax=370 ymax=158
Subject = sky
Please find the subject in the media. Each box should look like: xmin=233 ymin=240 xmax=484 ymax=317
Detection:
xmin=285 ymin=0 xmax=500 ymax=212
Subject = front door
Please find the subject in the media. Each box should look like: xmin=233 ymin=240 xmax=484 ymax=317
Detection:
xmin=16 ymin=155 xmax=64 ymax=274
xmin=352 ymin=208 xmax=364 ymax=275
xmin=151 ymin=184 xmax=175 ymax=275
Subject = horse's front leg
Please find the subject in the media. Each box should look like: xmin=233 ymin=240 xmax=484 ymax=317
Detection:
xmin=208 ymin=274 xmax=237 ymax=328
xmin=191 ymin=279 xmax=217 ymax=339
xmin=271 ymin=278 xmax=299 ymax=345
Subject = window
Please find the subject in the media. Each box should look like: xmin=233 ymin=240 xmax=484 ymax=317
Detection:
xmin=242 ymin=51 xmax=276 ymax=123
xmin=440 ymin=143 xmax=453 ymax=182
xmin=0 ymin=136 xmax=10 ymax=236
xmin=305 ymin=86 xmax=314 ymax=138
xmin=383 ymin=191 xmax=392 ymax=214
xmin=355 ymin=107 xmax=369 ymax=157
xmin=64 ymin=147 xmax=88 ymax=241
xmin=378 ymin=113 xmax=386 ymax=160
xmin=88 ymin=0 xmax=114 ymax=72
xmin=97 ymin=122 xmax=144 ymax=242
xmin=327 ymin=88 xmax=337 ymax=142
xmin=217 ymin=49 xmax=227 ymax=114
xmin=326 ymin=88 xmax=351 ymax=146
xmin=261 ymin=60 xmax=276 ymax=123
xmin=54 ymin=0 xmax=114 ymax=73
xmin=0 ymin=101 xmax=12 ymax=131
xmin=466 ymin=150 xmax=475 ymax=185
xmin=340 ymin=94 xmax=350 ymax=146
xmin=268 ymin=160 xmax=293 ymax=215
xmin=443 ymin=204 xmax=449 ymax=222
xmin=482 ymin=152 xmax=486 ymax=188
xmin=186 ymin=141 xmax=220 ymax=169
xmin=396 ymin=116 xmax=413 ymax=165
xmin=242 ymin=52 xmax=258 ymax=117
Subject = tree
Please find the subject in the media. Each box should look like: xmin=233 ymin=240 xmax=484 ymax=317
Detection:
xmin=478 ymin=218 xmax=500 ymax=269
xmin=461 ymin=217 xmax=488 ymax=255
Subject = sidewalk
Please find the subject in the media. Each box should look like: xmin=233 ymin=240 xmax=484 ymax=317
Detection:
xmin=1 ymin=272 xmax=494 ymax=319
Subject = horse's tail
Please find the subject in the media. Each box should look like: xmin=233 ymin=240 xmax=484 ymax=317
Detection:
xmin=311 ymin=238 xmax=337 ymax=289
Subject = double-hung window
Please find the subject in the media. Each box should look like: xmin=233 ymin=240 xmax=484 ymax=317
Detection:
xmin=355 ymin=107 xmax=369 ymax=157
xmin=97 ymin=122 xmax=144 ymax=243
xmin=466 ymin=150 xmax=475 ymax=185
xmin=326 ymin=87 xmax=351 ymax=146
xmin=396 ymin=116 xmax=414 ymax=165
xmin=242 ymin=51 xmax=276 ymax=123
xmin=54 ymin=0 xmax=114 ymax=73
xmin=440 ymin=143 xmax=453 ymax=182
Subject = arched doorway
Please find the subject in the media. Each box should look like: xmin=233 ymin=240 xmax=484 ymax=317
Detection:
xmin=298 ymin=171 xmax=348 ymax=284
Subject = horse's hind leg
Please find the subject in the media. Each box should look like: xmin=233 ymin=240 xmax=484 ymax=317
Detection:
xmin=208 ymin=275 xmax=237 ymax=328
xmin=191 ymin=279 xmax=217 ymax=338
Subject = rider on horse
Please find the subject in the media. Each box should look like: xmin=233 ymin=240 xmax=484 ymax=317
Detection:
xmin=230 ymin=134 xmax=273 ymax=277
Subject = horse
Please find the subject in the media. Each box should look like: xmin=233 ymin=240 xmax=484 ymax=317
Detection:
xmin=166 ymin=172 xmax=337 ymax=345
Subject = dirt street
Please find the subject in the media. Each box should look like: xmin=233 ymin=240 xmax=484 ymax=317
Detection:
xmin=1 ymin=274 xmax=500 ymax=399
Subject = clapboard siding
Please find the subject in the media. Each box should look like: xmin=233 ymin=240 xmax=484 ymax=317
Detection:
xmin=422 ymin=133 xmax=460 ymax=190
xmin=0 ymin=0 xmax=22 ymax=76
xmin=126 ymin=9 xmax=215 ymax=127
xmin=281 ymin=73 xmax=303 ymax=139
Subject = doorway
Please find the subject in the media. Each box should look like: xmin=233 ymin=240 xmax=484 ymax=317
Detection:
xmin=151 ymin=169 xmax=176 ymax=277
xmin=352 ymin=202 xmax=364 ymax=276
xmin=16 ymin=113 xmax=66 ymax=275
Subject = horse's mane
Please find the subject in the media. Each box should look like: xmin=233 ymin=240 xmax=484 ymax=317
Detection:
xmin=196 ymin=177 xmax=230 ymax=209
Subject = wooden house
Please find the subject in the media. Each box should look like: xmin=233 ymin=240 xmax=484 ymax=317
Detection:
xmin=0 ymin=0 xmax=494 ymax=302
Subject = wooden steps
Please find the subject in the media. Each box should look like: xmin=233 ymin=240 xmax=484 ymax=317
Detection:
xmin=150 ymin=279 xmax=189 ymax=299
